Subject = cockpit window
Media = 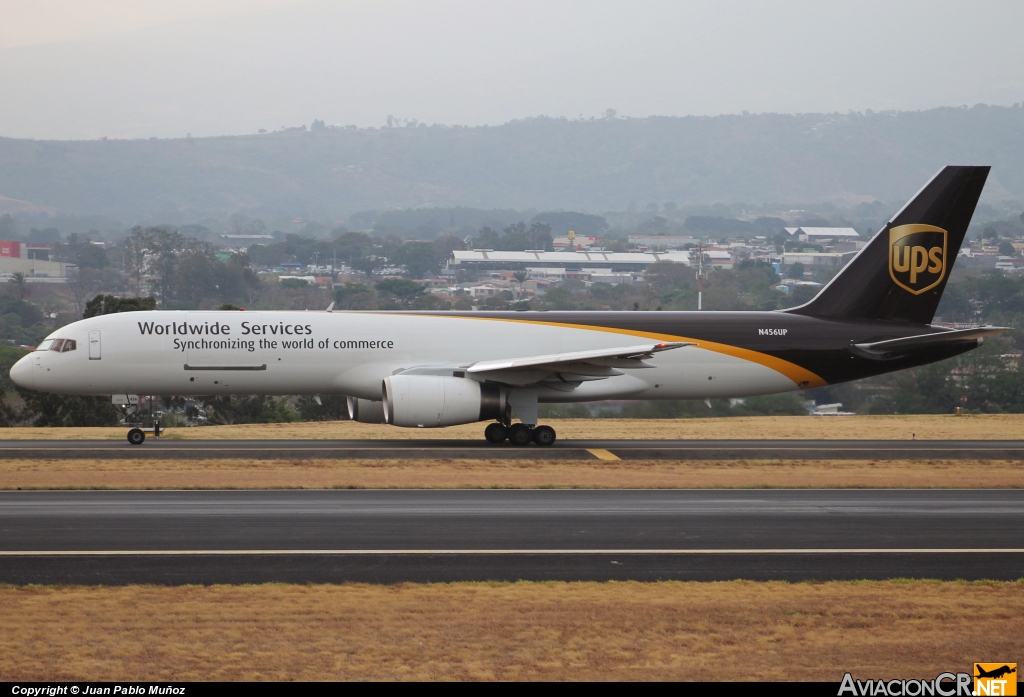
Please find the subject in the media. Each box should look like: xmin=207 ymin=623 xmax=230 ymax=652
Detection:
xmin=36 ymin=338 xmax=76 ymax=352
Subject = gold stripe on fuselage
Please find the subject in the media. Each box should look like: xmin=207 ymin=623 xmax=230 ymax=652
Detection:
xmin=389 ymin=313 xmax=828 ymax=389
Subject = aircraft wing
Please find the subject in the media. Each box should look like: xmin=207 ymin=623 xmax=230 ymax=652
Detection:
xmin=462 ymin=341 xmax=693 ymax=387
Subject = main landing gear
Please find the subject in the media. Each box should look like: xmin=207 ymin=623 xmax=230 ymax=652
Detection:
xmin=484 ymin=422 xmax=556 ymax=446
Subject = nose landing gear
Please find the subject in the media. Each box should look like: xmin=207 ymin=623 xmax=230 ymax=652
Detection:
xmin=117 ymin=395 xmax=162 ymax=445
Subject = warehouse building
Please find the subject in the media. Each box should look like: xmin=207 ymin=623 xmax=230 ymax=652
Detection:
xmin=449 ymin=249 xmax=691 ymax=273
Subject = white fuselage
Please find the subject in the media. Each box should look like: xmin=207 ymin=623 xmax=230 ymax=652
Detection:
xmin=10 ymin=311 xmax=800 ymax=403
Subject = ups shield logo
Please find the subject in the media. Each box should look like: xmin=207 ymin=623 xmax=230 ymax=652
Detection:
xmin=889 ymin=224 xmax=948 ymax=295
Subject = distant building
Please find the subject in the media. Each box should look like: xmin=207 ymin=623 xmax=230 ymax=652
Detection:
xmin=0 ymin=241 xmax=72 ymax=278
xmin=450 ymin=250 xmax=690 ymax=273
xmin=553 ymin=236 xmax=598 ymax=250
xmin=0 ymin=241 xmax=51 ymax=260
xmin=627 ymin=235 xmax=699 ymax=250
xmin=221 ymin=234 xmax=275 ymax=242
xmin=464 ymin=284 xmax=505 ymax=298
xmin=813 ymin=403 xmax=853 ymax=415
xmin=781 ymin=251 xmax=857 ymax=268
xmin=784 ymin=227 xmax=860 ymax=241
xmin=701 ymin=250 xmax=733 ymax=269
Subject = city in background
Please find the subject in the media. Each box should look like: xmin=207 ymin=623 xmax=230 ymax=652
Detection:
xmin=2 ymin=108 xmax=1023 ymax=426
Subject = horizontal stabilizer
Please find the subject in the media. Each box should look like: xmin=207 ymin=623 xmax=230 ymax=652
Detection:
xmin=853 ymin=326 xmax=1007 ymax=356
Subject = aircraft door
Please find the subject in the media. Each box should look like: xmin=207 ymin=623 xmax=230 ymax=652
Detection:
xmin=184 ymin=312 xmax=265 ymax=369
xmin=88 ymin=330 xmax=101 ymax=360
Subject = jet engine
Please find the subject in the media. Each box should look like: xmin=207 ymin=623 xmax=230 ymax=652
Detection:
xmin=347 ymin=397 xmax=386 ymax=424
xmin=383 ymin=375 xmax=505 ymax=428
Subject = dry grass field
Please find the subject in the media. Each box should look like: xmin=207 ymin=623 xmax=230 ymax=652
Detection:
xmin=1 ymin=581 xmax=1020 ymax=681
xmin=1 ymin=457 xmax=1022 ymax=490
xmin=2 ymin=414 xmax=1022 ymax=441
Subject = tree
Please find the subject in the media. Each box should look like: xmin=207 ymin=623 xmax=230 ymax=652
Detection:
xmin=349 ymin=255 xmax=382 ymax=275
xmin=296 ymin=395 xmax=349 ymax=420
xmin=75 ymin=243 xmax=110 ymax=269
xmin=637 ymin=216 xmax=671 ymax=235
xmin=334 ymin=231 xmax=376 ymax=264
xmin=17 ymin=390 xmax=122 ymax=427
xmin=375 ymin=278 xmax=425 ymax=305
xmin=67 ymin=268 xmax=102 ymax=318
xmin=171 ymin=245 xmax=221 ymax=306
xmin=147 ymin=228 xmax=187 ymax=305
xmin=999 ymin=240 xmax=1016 ymax=257
xmin=0 ymin=214 xmax=16 ymax=238
xmin=513 ymin=270 xmax=528 ymax=298
xmin=7 ymin=272 xmax=29 ymax=300
xmin=122 ymin=227 xmax=150 ymax=297
xmin=497 ymin=222 xmax=553 ymax=251
xmin=433 ymin=234 xmax=466 ymax=260
xmin=410 ymin=294 xmax=452 ymax=310
xmin=333 ymin=283 xmax=377 ymax=310
xmin=0 ymin=383 xmax=18 ymax=426
xmin=228 ymin=213 xmax=267 ymax=237
xmin=391 ymin=241 xmax=439 ymax=278
xmin=531 ymin=212 xmax=608 ymax=237
xmin=280 ymin=278 xmax=313 ymax=289
xmin=788 ymin=284 xmax=819 ymax=306
xmin=27 ymin=227 xmax=60 ymax=243
xmin=84 ymin=294 xmax=157 ymax=318
xmin=787 ymin=262 xmax=806 ymax=278
xmin=200 ymin=395 xmax=298 ymax=424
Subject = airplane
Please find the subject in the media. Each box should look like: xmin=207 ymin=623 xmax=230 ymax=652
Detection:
xmin=975 ymin=665 xmax=1016 ymax=680
xmin=9 ymin=166 xmax=1005 ymax=446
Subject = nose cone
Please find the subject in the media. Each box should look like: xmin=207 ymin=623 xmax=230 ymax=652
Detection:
xmin=9 ymin=354 xmax=33 ymax=389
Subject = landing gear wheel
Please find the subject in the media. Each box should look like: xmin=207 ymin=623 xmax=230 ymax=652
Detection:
xmin=484 ymin=423 xmax=508 ymax=444
xmin=532 ymin=425 xmax=556 ymax=446
xmin=508 ymin=423 xmax=533 ymax=446
xmin=127 ymin=428 xmax=145 ymax=445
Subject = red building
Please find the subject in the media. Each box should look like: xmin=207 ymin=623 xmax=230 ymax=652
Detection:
xmin=0 ymin=241 xmax=50 ymax=260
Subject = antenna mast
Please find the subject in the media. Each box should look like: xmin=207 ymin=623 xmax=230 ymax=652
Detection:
xmin=696 ymin=242 xmax=704 ymax=311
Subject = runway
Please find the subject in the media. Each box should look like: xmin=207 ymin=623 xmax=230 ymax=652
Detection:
xmin=1 ymin=490 xmax=1022 ymax=583
xmin=2 ymin=438 xmax=1023 ymax=460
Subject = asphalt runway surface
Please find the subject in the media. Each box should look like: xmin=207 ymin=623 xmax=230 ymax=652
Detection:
xmin=2 ymin=438 xmax=1024 ymax=460
xmin=1 ymin=490 xmax=1022 ymax=583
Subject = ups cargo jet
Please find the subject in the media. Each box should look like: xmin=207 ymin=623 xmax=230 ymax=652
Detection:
xmin=9 ymin=166 xmax=1005 ymax=445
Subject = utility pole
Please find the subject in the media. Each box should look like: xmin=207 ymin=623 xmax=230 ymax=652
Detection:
xmin=696 ymin=242 xmax=704 ymax=311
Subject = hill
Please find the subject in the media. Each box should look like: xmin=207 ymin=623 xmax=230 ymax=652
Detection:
xmin=0 ymin=105 xmax=1022 ymax=221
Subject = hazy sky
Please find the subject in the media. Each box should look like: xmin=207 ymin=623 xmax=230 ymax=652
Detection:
xmin=1 ymin=0 xmax=1022 ymax=140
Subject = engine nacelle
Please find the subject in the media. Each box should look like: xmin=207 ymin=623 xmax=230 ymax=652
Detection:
xmin=383 ymin=375 xmax=505 ymax=428
xmin=347 ymin=397 xmax=386 ymax=424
